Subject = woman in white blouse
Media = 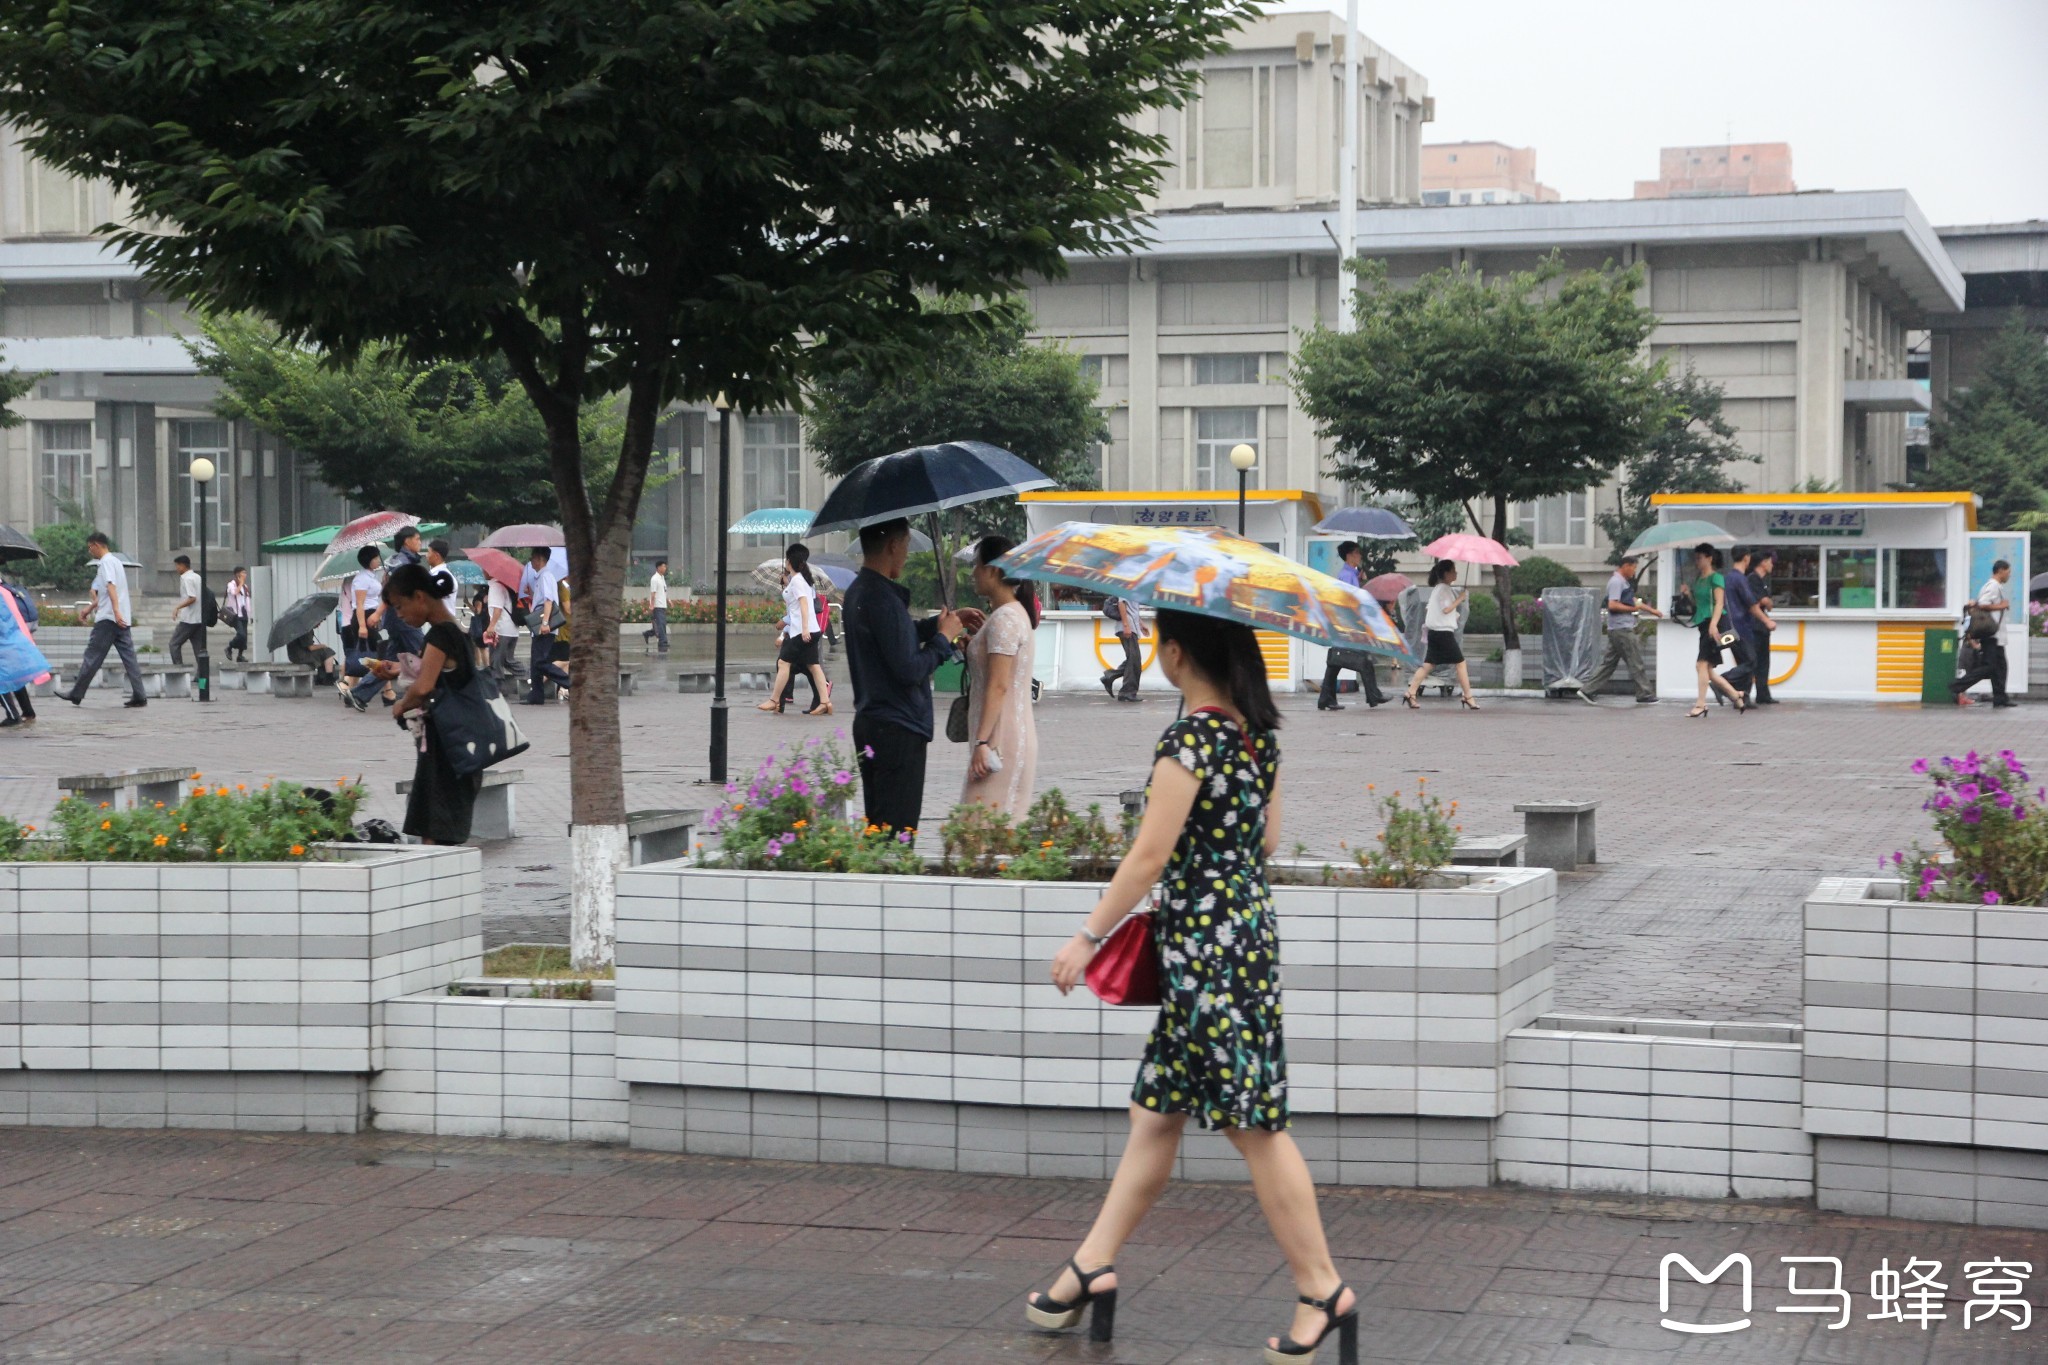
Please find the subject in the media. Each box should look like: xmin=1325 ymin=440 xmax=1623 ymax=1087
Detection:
xmin=759 ymin=543 xmax=833 ymax=715
xmin=960 ymin=535 xmax=1039 ymax=817
xmin=1401 ymin=559 xmax=1480 ymax=711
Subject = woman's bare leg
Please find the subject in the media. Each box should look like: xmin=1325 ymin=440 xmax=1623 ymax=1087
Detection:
xmin=1404 ymin=663 xmax=1434 ymax=699
xmin=1454 ymin=660 xmax=1474 ymax=703
xmin=804 ymin=663 xmax=831 ymax=711
xmin=1035 ymin=1105 xmax=1185 ymax=1304
xmin=758 ymin=660 xmax=792 ymax=710
xmin=1227 ymin=1127 xmax=1355 ymax=1350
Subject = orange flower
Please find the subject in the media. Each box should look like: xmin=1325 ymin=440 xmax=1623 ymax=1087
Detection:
xmin=215 ymin=786 xmax=230 ymax=797
xmin=190 ymin=772 xmax=202 ymax=781
xmin=178 ymin=823 xmax=187 ymax=832
xmin=289 ymin=844 xmax=306 ymax=857
xmin=99 ymin=819 xmax=111 ymax=831
xmin=98 ymin=802 xmax=110 ymax=810
xmin=153 ymin=801 xmax=165 ymax=809
xmin=21 ymin=825 xmax=33 ymax=833
xmin=215 ymin=846 xmax=226 ymax=855
xmin=792 ymin=819 xmax=808 ymax=830
xmin=235 ymin=783 xmax=246 ymax=793
xmin=152 ymin=834 xmax=168 ymax=848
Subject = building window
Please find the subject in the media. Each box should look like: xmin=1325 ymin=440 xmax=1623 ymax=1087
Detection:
xmin=1077 ymin=354 xmax=1106 ymax=388
xmin=35 ymin=420 xmax=93 ymax=525
xmin=26 ymin=157 xmax=90 ymax=236
xmin=1192 ymin=408 xmax=1258 ymax=490
xmin=1192 ymin=353 xmax=1261 ymax=386
xmin=741 ymin=413 xmax=802 ymax=545
xmin=171 ymin=419 xmax=233 ymax=549
xmin=1825 ymin=547 xmax=1879 ymax=609
xmin=1884 ymin=548 xmax=1947 ymax=610
xmin=1516 ymin=492 xmax=1586 ymax=547
xmin=1200 ymin=69 xmax=1255 ymax=188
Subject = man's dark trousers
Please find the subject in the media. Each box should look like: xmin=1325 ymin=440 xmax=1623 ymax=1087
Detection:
xmin=167 ymin=621 xmax=203 ymax=665
xmin=1749 ymin=628 xmax=1774 ymax=702
xmin=527 ymin=628 xmax=571 ymax=702
xmin=1952 ymin=636 xmax=2009 ymax=705
xmin=854 ymin=713 xmax=927 ymax=835
xmin=1318 ymin=649 xmax=1384 ymax=707
xmin=1102 ymin=632 xmax=1141 ymax=699
xmin=70 ymin=619 xmax=146 ymax=701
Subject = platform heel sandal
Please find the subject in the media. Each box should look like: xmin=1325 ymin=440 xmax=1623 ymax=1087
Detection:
xmin=1024 ymin=1258 xmax=1116 ymax=1342
xmin=1264 ymin=1282 xmax=1356 ymax=1365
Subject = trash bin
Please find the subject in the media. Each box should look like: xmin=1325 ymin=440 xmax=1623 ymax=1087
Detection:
xmin=1922 ymin=628 xmax=1958 ymax=705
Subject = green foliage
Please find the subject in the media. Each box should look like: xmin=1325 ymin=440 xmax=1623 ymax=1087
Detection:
xmin=704 ymin=737 xmax=926 ymax=874
xmin=1294 ymin=254 xmax=1665 ymax=649
xmin=902 ymin=551 xmax=977 ymax=612
xmin=29 ymin=522 xmax=101 ymax=592
xmin=190 ymin=313 xmax=567 ymax=529
xmin=1353 ymin=782 xmax=1460 ymax=889
xmin=1594 ymin=367 xmax=1756 ymax=562
xmin=1463 ymin=591 xmax=1500 ymax=635
xmin=806 ymin=298 xmax=1110 ymax=541
xmin=1343 ymin=492 xmax=1468 ymax=579
xmin=1919 ymin=315 xmax=2048 ymax=530
xmin=1509 ymin=556 xmax=1582 ymax=596
xmin=17 ymin=779 xmax=364 ymax=862
xmin=939 ymin=788 xmax=1124 ymax=881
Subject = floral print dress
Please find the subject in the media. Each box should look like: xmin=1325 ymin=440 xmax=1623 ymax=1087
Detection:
xmin=1131 ymin=709 xmax=1287 ymax=1131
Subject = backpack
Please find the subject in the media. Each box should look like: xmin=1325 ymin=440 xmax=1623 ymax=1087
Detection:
xmin=201 ymin=584 xmax=220 ymax=629
xmin=8 ymin=585 xmax=35 ymax=627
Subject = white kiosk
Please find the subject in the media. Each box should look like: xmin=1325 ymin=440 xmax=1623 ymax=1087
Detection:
xmin=1020 ymin=489 xmax=1326 ymax=693
xmin=1649 ymin=492 xmax=2029 ymax=702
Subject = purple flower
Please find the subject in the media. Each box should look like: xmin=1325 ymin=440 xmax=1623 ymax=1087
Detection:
xmin=861 ymin=745 xmax=876 ymax=759
xmin=1957 ymin=783 xmax=1982 ymax=803
xmin=790 ymin=777 xmax=811 ymax=797
xmin=1961 ymin=807 xmax=1983 ymax=825
xmin=1911 ymin=758 xmax=1930 ymax=775
xmin=1984 ymin=891 xmax=2002 ymax=906
xmin=832 ymin=769 xmax=853 ymax=787
xmin=1933 ymin=793 xmax=1954 ymax=811
xmin=1892 ymin=851 xmax=1905 ymax=867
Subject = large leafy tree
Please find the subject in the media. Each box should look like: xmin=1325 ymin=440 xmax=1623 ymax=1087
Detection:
xmin=1921 ymin=314 xmax=2048 ymax=530
xmin=189 ymin=313 xmax=564 ymax=528
xmin=806 ymin=298 xmax=1109 ymax=541
xmin=1293 ymin=256 xmax=1665 ymax=654
xmin=0 ymin=0 xmax=1250 ymax=964
xmin=1594 ymin=367 xmax=1756 ymax=563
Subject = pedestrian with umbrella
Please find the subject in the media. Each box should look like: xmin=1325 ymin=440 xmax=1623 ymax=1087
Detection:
xmin=223 ymin=567 xmax=252 ymax=663
xmin=806 ymin=441 xmax=1052 ymax=835
xmin=463 ymin=547 xmax=526 ymax=683
xmin=1316 ymin=540 xmax=1386 ymax=711
xmin=995 ymin=523 xmax=1389 ymax=1363
xmin=1401 ymin=560 xmax=1481 ymax=710
xmin=1575 ymin=555 xmax=1662 ymax=705
xmin=0 ymin=528 xmax=46 ymax=726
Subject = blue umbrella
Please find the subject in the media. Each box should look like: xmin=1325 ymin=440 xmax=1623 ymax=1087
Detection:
xmin=1313 ymin=506 xmax=1416 ymax=540
xmin=444 ymin=559 xmax=487 ymax=587
xmin=728 ymin=506 xmax=816 ymax=537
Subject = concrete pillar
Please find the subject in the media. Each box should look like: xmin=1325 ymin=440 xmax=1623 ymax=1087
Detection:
xmin=1794 ymin=257 xmax=1846 ymax=489
xmin=1127 ymin=261 xmax=1159 ymax=489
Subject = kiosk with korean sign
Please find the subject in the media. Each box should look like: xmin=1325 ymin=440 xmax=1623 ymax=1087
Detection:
xmin=1648 ymin=492 xmax=2029 ymax=702
xmin=1018 ymin=489 xmax=1325 ymax=693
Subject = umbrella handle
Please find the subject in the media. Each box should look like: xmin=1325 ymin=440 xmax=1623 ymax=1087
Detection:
xmin=928 ymin=511 xmax=948 ymax=613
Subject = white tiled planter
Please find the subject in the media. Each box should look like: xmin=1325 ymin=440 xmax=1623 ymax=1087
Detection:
xmin=0 ymin=844 xmax=482 ymax=1075
xmin=613 ymin=862 xmax=1554 ymax=1120
xmin=372 ymin=992 xmax=628 ymax=1142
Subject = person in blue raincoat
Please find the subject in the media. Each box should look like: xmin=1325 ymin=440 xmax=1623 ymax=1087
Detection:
xmin=0 ymin=582 xmax=51 ymax=728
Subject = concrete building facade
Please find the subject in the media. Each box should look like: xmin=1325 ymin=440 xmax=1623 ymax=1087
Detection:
xmin=1635 ymin=143 xmax=1796 ymax=200
xmin=1421 ymin=142 xmax=1560 ymax=206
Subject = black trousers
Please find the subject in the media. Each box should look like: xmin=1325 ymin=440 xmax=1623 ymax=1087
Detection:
xmin=1319 ymin=649 xmax=1385 ymax=706
xmin=1952 ymin=637 xmax=2009 ymax=704
xmin=1748 ymin=628 xmax=1772 ymax=701
xmin=854 ymin=713 xmax=928 ymax=836
xmin=526 ymin=629 xmax=570 ymax=701
xmin=1101 ymin=631 xmax=1141 ymax=698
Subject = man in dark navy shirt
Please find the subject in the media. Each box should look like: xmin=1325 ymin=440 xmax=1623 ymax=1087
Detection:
xmin=841 ymin=518 xmax=971 ymax=836
xmin=1721 ymin=547 xmax=1769 ymax=702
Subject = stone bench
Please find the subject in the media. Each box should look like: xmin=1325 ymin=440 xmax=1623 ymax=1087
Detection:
xmin=58 ymin=765 xmax=192 ymax=812
xmin=1450 ymin=832 xmax=1526 ymax=867
xmin=627 ymin=808 xmax=702 ymax=866
xmin=617 ymin=666 xmax=642 ymax=697
xmin=140 ymin=665 xmax=195 ymax=700
xmin=396 ymin=767 xmax=524 ymax=841
xmin=1514 ymin=800 xmax=1598 ymax=872
xmin=238 ymin=662 xmax=316 ymax=697
xmin=676 ymin=670 xmax=768 ymax=694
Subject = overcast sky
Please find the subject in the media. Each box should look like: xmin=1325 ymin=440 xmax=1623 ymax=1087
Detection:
xmin=1266 ymin=0 xmax=2048 ymax=227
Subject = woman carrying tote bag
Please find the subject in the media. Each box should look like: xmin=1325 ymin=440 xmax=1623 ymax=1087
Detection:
xmin=1028 ymin=608 xmax=1358 ymax=1365
xmin=383 ymin=563 xmax=485 ymax=844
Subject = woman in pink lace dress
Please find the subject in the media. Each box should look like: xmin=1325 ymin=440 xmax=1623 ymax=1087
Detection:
xmin=960 ymin=535 xmax=1039 ymax=818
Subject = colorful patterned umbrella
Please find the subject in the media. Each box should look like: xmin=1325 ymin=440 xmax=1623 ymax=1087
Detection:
xmin=322 ymin=511 xmax=422 ymax=559
xmin=994 ymin=521 xmax=1415 ymax=663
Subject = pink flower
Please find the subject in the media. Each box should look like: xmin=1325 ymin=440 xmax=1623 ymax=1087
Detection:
xmin=832 ymin=769 xmax=853 ymax=786
xmin=1984 ymin=891 xmax=2002 ymax=905
xmin=1911 ymin=758 xmax=1929 ymax=775
xmin=861 ymin=745 xmax=875 ymax=759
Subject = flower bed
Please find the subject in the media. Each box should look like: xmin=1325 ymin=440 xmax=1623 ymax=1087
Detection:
xmin=1885 ymin=750 xmax=2047 ymax=905
xmin=0 ymin=775 xmax=364 ymax=863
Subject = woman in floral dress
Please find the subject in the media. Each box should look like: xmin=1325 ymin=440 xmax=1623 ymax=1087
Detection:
xmin=1025 ymin=608 xmax=1358 ymax=1365
xmin=960 ymin=535 xmax=1039 ymax=817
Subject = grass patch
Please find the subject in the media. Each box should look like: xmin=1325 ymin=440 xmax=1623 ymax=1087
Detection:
xmin=483 ymin=944 xmax=615 ymax=981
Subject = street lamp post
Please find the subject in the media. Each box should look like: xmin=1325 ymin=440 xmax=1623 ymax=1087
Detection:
xmin=1228 ymin=443 xmax=1257 ymax=536
xmin=190 ymin=456 xmax=216 ymax=703
xmin=708 ymin=394 xmax=732 ymax=784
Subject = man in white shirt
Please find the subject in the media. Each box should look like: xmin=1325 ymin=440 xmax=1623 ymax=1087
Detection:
xmin=167 ymin=554 xmax=205 ymax=665
xmin=58 ymin=531 xmax=147 ymax=707
xmin=642 ymin=558 xmax=670 ymax=654
xmin=340 ymin=545 xmax=388 ymax=712
xmin=484 ymin=576 xmax=521 ymax=680
xmin=424 ymin=538 xmax=458 ymax=599
xmin=522 ymin=547 xmax=571 ymax=704
xmin=1952 ymin=558 xmax=2016 ymax=708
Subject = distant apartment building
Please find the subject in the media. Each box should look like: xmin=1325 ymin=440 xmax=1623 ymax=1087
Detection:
xmin=1635 ymin=143 xmax=1796 ymax=199
xmin=1420 ymin=141 xmax=1560 ymax=206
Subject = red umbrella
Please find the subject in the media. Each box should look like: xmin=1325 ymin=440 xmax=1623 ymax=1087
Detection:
xmin=1422 ymin=533 xmax=1519 ymax=568
xmin=461 ymin=546 xmax=524 ymax=591
xmin=323 ymin=510 xmax=422 ymax=558
xmin=482 ymin=523 xmax=566 ymax=549
xmin=1364 ymin=571 xmax=1412 ymax=603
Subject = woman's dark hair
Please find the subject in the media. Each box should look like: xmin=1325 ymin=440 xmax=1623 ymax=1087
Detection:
xmin=1426 ymin=558 xmax=1456 ymax=587
xmin=973 ymin=534 xmax=1040 ymax=628
xmin=385 ymin=562 xmax=452 ymax=602
xmin=357 ymin=544 xmax=381 ymax=569
xmin=785 ymin=542 xmax=814 ymax=589
xmin=1155 ymin=609 xmax=1280 ymax=733
xmin=1693 ymin=543 xmax=1724 ymax=571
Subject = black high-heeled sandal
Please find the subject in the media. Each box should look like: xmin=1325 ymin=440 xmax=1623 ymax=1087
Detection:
xmin=1401 ymin=693 xmax=1419 ymax=709
xmin=1025 ymin=1258 xmax=1116 ymax=1342
xmin=1265 ymin=1282 xmax=1357 ymax=1364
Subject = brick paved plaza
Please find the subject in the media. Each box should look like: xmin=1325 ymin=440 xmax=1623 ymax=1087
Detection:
xmin=0 ymin=662 xmax=2017 ymax=1023
xmin=0 ymin=1126 xmax=2044 ymax=1364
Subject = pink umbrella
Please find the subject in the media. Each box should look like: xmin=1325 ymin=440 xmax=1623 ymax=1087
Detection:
xmin=1363 ymin=571 xmax=1412 ymax=603
xmin=482 ymin=523 xmax=566 ymax=549
xmin=460 ymin=546 xmax=525 ymax=592
xmin=322 ymin=510 xmax=423 ymax=558
xmin=1422 ymin=533 xmax=1519 ymax=568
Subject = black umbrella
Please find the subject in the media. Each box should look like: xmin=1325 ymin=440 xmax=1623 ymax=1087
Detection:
xmin=807 ymin=442 xmax=1055 ymax=607
xmin=2030 ymin=570 xmax=2048 ymax=600
xmin=268 ymin=591 xmax=339 ymax=652
xmin=0 ymin=524 xmax=43 ymax=564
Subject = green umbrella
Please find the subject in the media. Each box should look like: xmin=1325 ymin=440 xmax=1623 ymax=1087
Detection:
xmin=1625 ymin=519 xmax=1736 ymax=558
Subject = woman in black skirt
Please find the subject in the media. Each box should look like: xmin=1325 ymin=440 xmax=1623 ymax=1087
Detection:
xmin=384 ymin=563 xmax=481 ymax=844
xmin=1401 ymin=559 xmax=1480 ymax=710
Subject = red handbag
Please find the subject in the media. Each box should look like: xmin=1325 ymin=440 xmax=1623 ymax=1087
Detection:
xmin=1086 ymin=911 xmax=1161 ymax=1007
